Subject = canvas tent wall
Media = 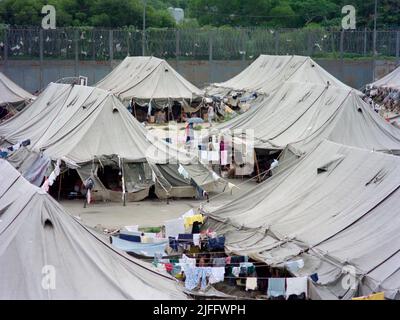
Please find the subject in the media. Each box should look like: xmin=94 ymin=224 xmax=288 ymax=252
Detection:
xmin=202 ymin=140 xmax=400 ymax=300
xmin=368 ymin=65 xmax=400 ymax=91
xmin=0 ymin=72 xmax=34 ymax=120
xmin=206 ymin=55 xmax=353 ymax=98
xmin=0 ymin=160 xmax=188 ymax=299
xmin=213 ymin=81 xmax=400 ymax=156
xmin=0 ymin=72 xmax=34 ymax=106
xmin=95 ymin=56 xmax=204 ymax=112
xmin=0 ymin=83 xmax=226 ymax=201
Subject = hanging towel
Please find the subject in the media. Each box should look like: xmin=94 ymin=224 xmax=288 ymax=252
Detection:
xmin=220 ymin=150 xmax=229 ymax=165
xmin=213 ymin=258 xmax=226 ymax=267
xmin=285 ymin=259 xmax=304 ymax=273
xmin=184 ymin=267 xmax=202 ymax=291
xmin=184 ymin=214 xmax=204 ymax=228
xmin=193 ymin=233 xmax=200 ymax=246
xmin=209 ymin=267 xmax=225 ymax=284
xmin=286 ymin=277 xmax=308 ymax=299
xmin=178 ymin=233 xmax=194 ymax=244
xmin=165 ymin=218 xmax=185 ymax=239
xmin=232 ymin=267 xmax=240 ymax=278
xmin=246 ymin=277 xmax=258 ymax=291
xmin=267 ymin=278 xmax=286 ymax=298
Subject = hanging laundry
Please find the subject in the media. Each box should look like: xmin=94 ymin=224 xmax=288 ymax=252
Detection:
xmin=119 ymin=234 xmax=141 ymax=243
xmin=213 ymin=258 xmax=226 ymax=267
xmin=209 ymin=267 xmax=225 ymax=284
xmin=230 ymin=255 xmax=245 ymax=266
xmin=164 ymin=263 xmax=173 ymax=273
xmin=220 ymin=150 xmax=229 ymax=165
xmin=286 ymin=277 xmax=308 ymax=299
xmin=310 ymin=273 xmax=319 ymax=283
xmin=168 ymin=237 xmax=179 ymax=251
xmin=193 ymin=234 xmax=200 ymax=247
xmin=199 ymin=267 xmax=212 ymax=289
xmin=192 ymin=221 xmax=202 ymax=234
xmin=184 ymin=266 xmax=202 ymax=291
xmin=184 ymin=214 xmax=204 ymax=228
xmin=285 ymin=259 xmax=304 ymax=273
xmin=165 ymin=218 xmax=185 ymax=239
xmin=246 ymin=277 xmax=258 ymax=291
xmin=267 ymin=278 xmax=286 ymax=298
xmin=232 ymin=267 xmax=240 ymax=278
xmin=207 ymin=236 xmax=225 ymax=251
xmin=178 ymin=164 xmax=190 ymax=179
xmin=178 ymin=233 xmax=193 ymax=244
xmin=225 ymin=256 xmax=231 ymax=265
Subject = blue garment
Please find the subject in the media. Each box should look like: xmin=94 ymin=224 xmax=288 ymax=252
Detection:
xmin=184 ymin=267 xmax=202 ymax=290
xmin=0 ymin=151 xmax=8 ymax=159
xmin=267 ymin=278 xmax=286 ymax=298
xmin=169 ymin=237 xmax=179 ymax=251
xmin=184 ymin=267 xmax=213 ymax=291
xmin=310 ymin=273 xmax=319 ymax=283
xmin=119 ymin=234 xmax=141 ymax=243
xmin=207 ymin=236 xmax=225 ymax=251
xmin=111 ymin=236 xmax=167 ymax=258
xmin=178 ymin=233 xmax=193 ymax=244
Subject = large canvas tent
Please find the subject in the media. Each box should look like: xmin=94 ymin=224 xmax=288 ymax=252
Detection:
xmin=96 ymin=56 xmax=204 ymax=113
xmin=0 ymin=83 xmax=226 ymax=201
xmin=0 ymin=72 xmax=34 ymax=119
xmin=0 ymin=72 xmax=34 ymax=106
xmin=214 ymin=81 xmax=400 ymax=155
xmin=0 ymin=159 xmax=187 ymax=299
xmin=202 ymin=140 xmax=400 ymax=300
xmin=206 ymin=55 xmax=353 ymax=97
xmin=368 ymin=65 xmax=400 ymax=90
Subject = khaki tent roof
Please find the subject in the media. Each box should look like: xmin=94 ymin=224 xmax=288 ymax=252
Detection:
xmin=208 ymin=55 xmax=353 ymax=95
xmin=0 ymin=159 xmax=187 ymax=299
xmin=203 ymin=140 xmax=400 ymax=300
xmin=215 ymin=81 xmax=400 ymax=154
xmin=96 ymin=56 xmax=203 ymax=102
xmin=0 ymin=83 xmax=194 ymax=164
xmin=368 ymin=65 xmax=400 ymax=90
xmin=0 ymin=72 xmax=34 ymax=105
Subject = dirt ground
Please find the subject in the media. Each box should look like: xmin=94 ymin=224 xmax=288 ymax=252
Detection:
xmin=62 ymin=178 xmax=257 ymax=230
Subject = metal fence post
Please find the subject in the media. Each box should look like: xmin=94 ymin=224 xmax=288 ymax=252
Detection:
xmin=363 ymin=27 xmax=367 ymax=56
xmin=175 ymin=28 xmax=180 ymax=68
xmin=307 ymin=31 xmax=313 ymax=56
xmin=109 ymin=29 xmax=113 ymax=64
xmin=39 ymin=29 xmax=44 ymax=89
xmin=74 ymin=29 xmax=79 ymax=77
xmin=209 ymin=30 xmax=213 ymax=62
xmin=340 ymin=29 xmax=344 ymax=60
xmin=275 ymin=30 xmax=279 ymax=55
xmin=396 ymin=31 xmax=400 ymax=65
xmin=3 ymin=28 xmax=8 ymax=65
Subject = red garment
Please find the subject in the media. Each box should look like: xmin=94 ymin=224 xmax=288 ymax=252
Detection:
xmin=165 ymin=263 xmax=173 ymax=273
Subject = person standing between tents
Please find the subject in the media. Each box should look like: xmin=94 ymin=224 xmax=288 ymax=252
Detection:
xmin=207 ymin=104 xmax=215 ymax=127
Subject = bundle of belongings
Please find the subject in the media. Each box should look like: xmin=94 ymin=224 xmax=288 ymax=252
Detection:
xmin=365 ymin=66 xmax=400 ymax=114
xmin=0 ymin=139 xmax=30 ymax=159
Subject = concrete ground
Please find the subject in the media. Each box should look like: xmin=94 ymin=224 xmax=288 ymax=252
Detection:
xmin=62 ymin=178 xmax=257 ymax=231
